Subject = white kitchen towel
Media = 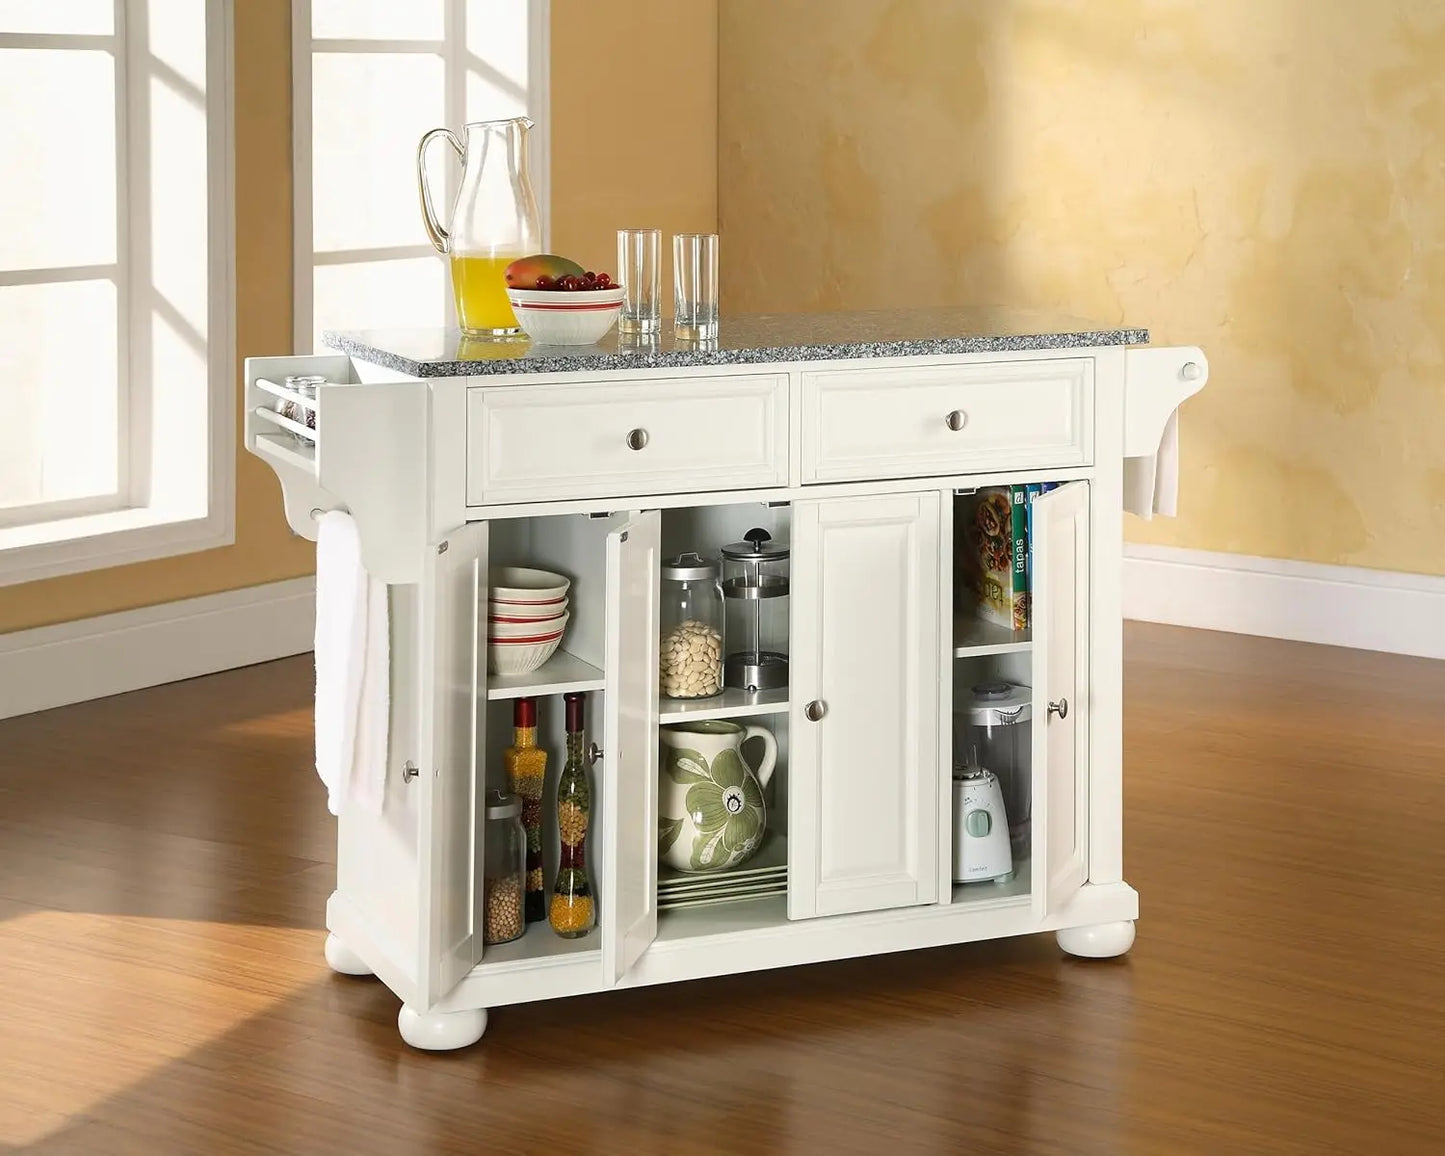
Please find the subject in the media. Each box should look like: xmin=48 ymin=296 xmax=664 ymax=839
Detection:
xmin=314 ymin=510 xmax=389 ymax=815
xmin=1123 ymin=409 xmax=1180 ymax=520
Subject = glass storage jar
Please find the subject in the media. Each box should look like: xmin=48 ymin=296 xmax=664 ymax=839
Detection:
xmin=721 ymin=528 xmax=790 ymax=692
xmin=483 ymin=790 xmax=526 ymax=945
xmin=659 ymin=552 xmax=725 ymax=699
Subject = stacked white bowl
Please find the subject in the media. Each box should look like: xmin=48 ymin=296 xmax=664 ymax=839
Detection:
xmin=487 ymin=567 xmax=571 ymax=676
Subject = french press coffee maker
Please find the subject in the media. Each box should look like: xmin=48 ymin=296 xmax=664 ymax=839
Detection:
xmin=720 ymin=528 xmax=790 ymax=691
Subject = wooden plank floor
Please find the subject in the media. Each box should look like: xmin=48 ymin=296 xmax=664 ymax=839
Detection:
xmin=2 ymin=622 xmax=1444 ymax=1154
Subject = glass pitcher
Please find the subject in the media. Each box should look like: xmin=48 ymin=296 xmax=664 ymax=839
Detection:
xmin=417 ymin=117 xmax=540 ymax=337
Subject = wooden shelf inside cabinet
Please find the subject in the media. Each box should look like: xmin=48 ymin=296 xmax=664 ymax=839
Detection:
xmin=949 ymin=859 xmax=1032 ymax=907
xmin=659 ymin=686 xmax=789 ymax=725
xmin=953 ymin=613 xmax=1032 ymax=657
xmin=479 ymin=920 xmax=601 ymax=968
xmin=486 ymin=651 xmax=605 ymax=700
xmin=655 ymin=893 xmax=790 ymax=943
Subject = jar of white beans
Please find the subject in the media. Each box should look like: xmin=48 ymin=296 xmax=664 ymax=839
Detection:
xmin=659 ymin=553 xmax=725 ymax=699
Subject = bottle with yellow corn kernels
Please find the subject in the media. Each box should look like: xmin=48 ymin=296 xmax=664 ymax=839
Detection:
xmin=549 ymin=691 xmax=595 ymax=939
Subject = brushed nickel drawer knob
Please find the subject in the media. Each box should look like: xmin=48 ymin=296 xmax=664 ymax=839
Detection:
xmin=1048 ymin=698 xmax=1069 ymax=721
xmin=588 ymin=742 xmax=604 ymax=764
xmin=402 ymin=761 xmax=419 ymax=782
xmin=945 ymin=410 xmax=967 ymax=432
xmin=804 ymin=700 xmax=827 ymax=722
xmin=626 ymin=428 xmax=649 ymax=451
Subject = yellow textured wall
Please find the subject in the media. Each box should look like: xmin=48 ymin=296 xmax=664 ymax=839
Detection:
xmin=550 ymin=0 xmax=717 ymax=306
xmin=719 ymin=0 xmax=1445 ymax=573
xmin=3 ymin=0 xmax=718 ymax=633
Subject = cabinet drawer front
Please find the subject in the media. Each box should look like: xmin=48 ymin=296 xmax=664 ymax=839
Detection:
xmin=466 ymin=376 xmax=789 ymax=505
xmin=801 ymin=360 xmax=1091 ymax=484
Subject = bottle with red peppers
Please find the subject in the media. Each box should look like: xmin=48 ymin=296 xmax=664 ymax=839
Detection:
xmin=502 ymin=696 xmax=547 ymax=923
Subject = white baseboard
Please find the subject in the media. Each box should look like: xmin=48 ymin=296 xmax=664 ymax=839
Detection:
xmin=1123 ymin=544 xmax=1445 ymax=660
xmin=0 ymin=577 xmax=316 ymax=720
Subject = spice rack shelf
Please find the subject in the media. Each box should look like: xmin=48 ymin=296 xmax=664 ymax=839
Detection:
xmin=658 ymin=686 xmax=790 ymax=725
xmin=953 ymin=613 xmax=1032 ymax=657
xmin=486 ymin=652 xmax=605 ymax=701
xmin=252 ymin=431 xmax=316 ymax=471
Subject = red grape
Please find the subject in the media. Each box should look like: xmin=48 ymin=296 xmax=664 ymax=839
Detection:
xmin=536 ymin=275 xmax=554 ymax=290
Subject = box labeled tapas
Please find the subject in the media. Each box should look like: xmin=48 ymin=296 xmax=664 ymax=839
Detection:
xmin=963 ymin=486 xmax=1030 ymax=630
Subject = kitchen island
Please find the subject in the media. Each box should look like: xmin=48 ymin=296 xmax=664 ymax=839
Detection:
xmin=245 ymin=308 xmax=1205 ymax=1050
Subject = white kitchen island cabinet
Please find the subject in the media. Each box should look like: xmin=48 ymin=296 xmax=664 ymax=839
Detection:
xmin=244 ymin=309 xmax=1206 ymax=1051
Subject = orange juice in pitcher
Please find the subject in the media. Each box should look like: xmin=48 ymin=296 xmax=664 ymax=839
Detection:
xmin=450 ymin=254 xmax=520 ymax=334
xmin=418 ymin=117 xmax=540 ymax=336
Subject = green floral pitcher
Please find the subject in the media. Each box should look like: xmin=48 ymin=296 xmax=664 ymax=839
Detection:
xmin=658 ymin=720 xmax=777 ymax=873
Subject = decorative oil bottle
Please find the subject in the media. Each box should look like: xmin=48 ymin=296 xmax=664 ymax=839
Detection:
xmin=549 ymin=691 xmax=595 ymax=939
xmin=502 ymin=696 xmax=547 ymax=923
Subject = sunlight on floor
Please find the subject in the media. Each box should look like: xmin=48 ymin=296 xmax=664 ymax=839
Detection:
xmin=0 ymin=908 xmax=322 ymax=1148
xmin=217 ymin=708 xmax=313 ymax=740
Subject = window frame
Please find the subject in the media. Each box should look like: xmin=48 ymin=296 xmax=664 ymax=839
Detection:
xmin=291 ymin=0 xmax=551 ymax=353
xmin=0 ymin=0 xmax=236 ymax=587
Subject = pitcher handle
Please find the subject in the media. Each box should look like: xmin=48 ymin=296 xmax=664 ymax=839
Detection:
xmin=417 ymin=127 xmax=463 ymax=253
xmin=741 ymin=725 xmax=778 ymax=792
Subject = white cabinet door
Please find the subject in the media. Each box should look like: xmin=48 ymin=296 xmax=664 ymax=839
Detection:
xmin=601 ymin=510 xmax=662 ymax=984
xmin=1030 ymin=482 xmax=1090 ymax=918
xmin=790 ymin=492 xmax=941 ymax=920
xmin=416 ymin=522 xmax=488 ymax=1007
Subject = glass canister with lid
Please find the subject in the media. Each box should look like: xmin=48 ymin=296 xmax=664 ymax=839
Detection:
xmin=482 ymin=790 xmax=526 ymax=945
xmin=954 ymin=681 xmax=1032 ymax=861
xmin=659 ymin=552 xmax=725 ymax=699
xmin=721 ymin=528 xmax=790 ymax=692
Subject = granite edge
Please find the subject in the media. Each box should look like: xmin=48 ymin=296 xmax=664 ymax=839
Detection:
xmin=324 ymin=328 xmax=1152 ymax=378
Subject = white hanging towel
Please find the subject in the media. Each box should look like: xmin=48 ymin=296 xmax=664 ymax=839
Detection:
xmin=314 ymin=510 xmax=389 ymax=815
xmin=1123 ymin=409 xmax=1180 ymax=520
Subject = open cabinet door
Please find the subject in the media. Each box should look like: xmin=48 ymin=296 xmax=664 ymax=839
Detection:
xmin=1030 ymin=483 xmax=1090 ymax=919
xmin=415 ymin=522 xmax=488 ymax=1008
xmin=601 ymin=510 xmax=661 ymax=986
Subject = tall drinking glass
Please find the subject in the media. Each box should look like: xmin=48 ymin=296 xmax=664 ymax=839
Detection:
xmin=617 ymin=228 xmax=661 ymax=334
xmin=673 ymin=233 xmax=719 ymax=340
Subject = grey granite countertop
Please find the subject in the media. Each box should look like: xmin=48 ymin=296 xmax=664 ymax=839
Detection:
xmin=324 ymin=307 xmax=1148 ymax=378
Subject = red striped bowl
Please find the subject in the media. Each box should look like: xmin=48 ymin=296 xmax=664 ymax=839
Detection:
xmin=507 ymin=287 xmax=624 ymax=346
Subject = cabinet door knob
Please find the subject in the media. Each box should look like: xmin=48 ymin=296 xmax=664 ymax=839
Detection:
xmin=587 ymin=742 xmax=604 ymax=765
xmin=626 ymin=428 xmax=649 ymax=451
xmin=1048 ymin=698 xmax=1069 ymax=721
xmin=945 ymin=410 xmax=967 ymax=432
xmin=804 ymin=700 xmax=827 ymax=722
xmin=402 ymin=760 xmax=419 ymax=782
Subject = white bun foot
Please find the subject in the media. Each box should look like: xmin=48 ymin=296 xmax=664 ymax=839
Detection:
xmin=1056 ymin=920 xmax=1136 ymax=959
xmin=398 ymin=1005 xmax=489 ymax=1051
xmin=323 ymin=932 xmax=374 ymax=976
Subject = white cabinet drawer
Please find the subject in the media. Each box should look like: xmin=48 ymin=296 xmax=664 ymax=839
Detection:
xmin=800 ymin=359 xmax=1092 ymax=484
xmin=466 ymin=375 xmax=789 ymax=505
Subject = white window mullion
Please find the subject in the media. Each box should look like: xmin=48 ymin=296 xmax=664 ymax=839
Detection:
xmin=443 ymin=0 xmax=465 ymax=325
xmin=291 ymin=0 xmax=314 ymax=352
xmin=114 ymin=0 xmax=136 ymax=508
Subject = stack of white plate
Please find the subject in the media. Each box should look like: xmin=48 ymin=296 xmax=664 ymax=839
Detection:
xmin=657 ymin=835 xmax=787 ymax=911
xmin=487 ymin=566 xmax=570 ymax=676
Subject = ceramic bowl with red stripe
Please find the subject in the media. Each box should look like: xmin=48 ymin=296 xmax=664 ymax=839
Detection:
xmin=507 ymin=286 xmax=625 ymax=346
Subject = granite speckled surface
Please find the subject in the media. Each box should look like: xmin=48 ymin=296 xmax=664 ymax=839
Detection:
xmin=324 ymin=307 xmax=1148 ymax=377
